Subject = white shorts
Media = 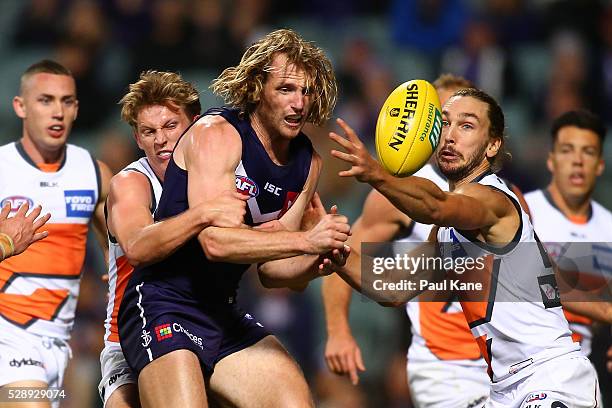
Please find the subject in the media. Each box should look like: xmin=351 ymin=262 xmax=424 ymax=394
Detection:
xmin=487 ymin=354 xmax=598 ymax=408
xmin=98 ymin=342 xmax=137 ymax=407
xmin=407 ymin=360 xmax=490 ymax=408
xmin=0 ymin=325 xmax=71 ymax=408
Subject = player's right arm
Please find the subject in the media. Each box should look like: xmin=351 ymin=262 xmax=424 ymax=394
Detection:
xmin=323 ymin=189 xmax=411 ymax=384
xmin=107 ymin=170 xmax=246 ymax=267
xmin=185 ymin=116 xmax=348 ymax=263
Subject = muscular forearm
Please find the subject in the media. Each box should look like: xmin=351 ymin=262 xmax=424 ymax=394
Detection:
xmin=125 ymin=209 xmax=209 ymax=267
xmin=372 ymin=175 xmax=448 ymax=225
xmin=258 ymin=255 xmax=322 ymax=289
xmin=322 ymin=274 xmax=353 ymax=334
xmin=199 ymin=227 xmax=309 ymax=263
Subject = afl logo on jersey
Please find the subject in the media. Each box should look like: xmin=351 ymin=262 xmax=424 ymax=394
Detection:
xmin=235 ymin=176 xmax=259 ymax=198
xmin=1 ymin=196 xmax=34 ymax=212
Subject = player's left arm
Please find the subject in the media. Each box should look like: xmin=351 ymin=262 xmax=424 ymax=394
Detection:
xmin=92 ymin=160 xmax=113 ymax=264
xmin=257 ymin=152 xmax=337 ymax=290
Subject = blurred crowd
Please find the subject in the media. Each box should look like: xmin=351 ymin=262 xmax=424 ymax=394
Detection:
xmin=0 ymin=0 xmax=610 ymax=406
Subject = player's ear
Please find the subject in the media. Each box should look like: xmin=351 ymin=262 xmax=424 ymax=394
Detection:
xmin=73 ymin=99 xmax=79 ymax=120
xmin=486 ymin=138 xmax=501 ymax=159
xmin=546 ymin=152 xmax=554 ymax=173
xmin=595 ymin=157 xmax=604 ymax=177
xmin=13 ymin=96 xmax=26 ymax=119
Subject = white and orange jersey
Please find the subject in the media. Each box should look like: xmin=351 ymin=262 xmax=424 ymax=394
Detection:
xmin=438 ymin=173 xmax=579 ymax=383
xmin=104 ymin=158 xmax=162 ymax=346
xmin=396 ymin=164 xmax=486 ymax=367
xmin=525 ymin=188 xmax=612 ymax=356
xmin=0 ymin=141 xmax=100 ymax=340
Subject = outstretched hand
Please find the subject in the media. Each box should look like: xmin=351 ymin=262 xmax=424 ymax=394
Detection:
xmin=0 ymin=202 xmax=50 ymax=257
xmin=329 ymin=118 xmax=386 ymax=184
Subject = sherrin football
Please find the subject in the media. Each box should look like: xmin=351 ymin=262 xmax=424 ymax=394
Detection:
xmin=375 ymin=79 xmax=443 ymax=177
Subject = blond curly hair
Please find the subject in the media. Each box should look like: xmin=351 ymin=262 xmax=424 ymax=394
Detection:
xmin=211 ymin=29 xmax=337 ymax=126
xmin=120 ymin=70 xmax=201 ymax=129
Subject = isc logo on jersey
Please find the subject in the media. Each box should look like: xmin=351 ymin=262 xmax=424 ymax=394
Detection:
xmin=64 ymin=190 xmax=96 ymax=217
xmin=1 ymin=196 xmax=34 ymax=212
xmin=235 ymin=176 xmax=259 ymax=198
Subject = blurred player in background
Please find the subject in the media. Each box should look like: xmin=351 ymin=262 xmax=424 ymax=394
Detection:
xmin=328 ymin=87 xmax=598 ymax=406
xmin=118 ymin=29 xmax=349 ymax=408
xmin=100 ymin=71 xmax=248 ymax=408
xmin=0 ymin=202 xmax=50 ymax=263
xmin=524 ymin=109 xmax=611 ymax=406
xmin=0 ymin=59 xmax=112 ymax=408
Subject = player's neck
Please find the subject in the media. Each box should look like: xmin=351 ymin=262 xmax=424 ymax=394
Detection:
xmin=250 ymin=113 xmax=290 ymax=165
xmin=547 ymin=182 xmax=591 ymax=219
xmin=449 ymin=161 xmax=490 ymax=191
xmin=20 ymin=134 xmax=65 ymax=165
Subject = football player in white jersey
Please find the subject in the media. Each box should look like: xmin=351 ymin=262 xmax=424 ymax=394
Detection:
xmin=0 ymin=60 xmax=113 ymax=408
xmin=328 ymin=88 xmax=598 ymax=406
xmin=100 ymin=71 xmax=248 ymax=408
xmin=524 ymin=109 xmax=611 ymax=406
xmin=322 ymin=74 xmax=493 ymax=408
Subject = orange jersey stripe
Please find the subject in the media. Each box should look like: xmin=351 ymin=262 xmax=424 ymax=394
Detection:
xmin=0 ymin=223 xmax=88 ymax=281
xmin=419 ymin=301 xmax=482 ymax=360
xmin=0 ymin=288 xmax=69 ymax=326
xmin=474 ymin=334 xmax=493 ymax=379
xmin=455 ymin=255 xmax=494 ymax=326
xmin=108 ymin=255 xmax=133 ymax=343
xmin=563 ymin=310 xmax=592 ymax=325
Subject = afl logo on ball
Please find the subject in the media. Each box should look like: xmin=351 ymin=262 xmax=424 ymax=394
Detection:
xmin=389 ymin=108 xmax=400 ymax=117
xmin=236 ymin=175 xmax=259 ymax=198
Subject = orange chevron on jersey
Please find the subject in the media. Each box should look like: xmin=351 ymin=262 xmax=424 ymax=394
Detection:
xmin=0 ymin=288 xmax=69 ymax=326
xmin=0 ymin=223 xmax=88 ymax=278
xmin=419 ymin=301 xmax=482 ymax=360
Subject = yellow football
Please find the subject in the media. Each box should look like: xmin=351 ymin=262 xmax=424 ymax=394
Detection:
xmin=375 ymin=79 xmax=442 ymax=177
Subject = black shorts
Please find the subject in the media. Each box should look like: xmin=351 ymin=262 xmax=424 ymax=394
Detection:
xmin=118 ymin=281 xmax=269 ymax=376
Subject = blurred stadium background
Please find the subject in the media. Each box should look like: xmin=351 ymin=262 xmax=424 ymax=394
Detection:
xmin=0 ymin=0 xmax=610 ymax=406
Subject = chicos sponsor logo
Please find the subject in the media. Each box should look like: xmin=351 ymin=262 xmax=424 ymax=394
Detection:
xmin=154 ymin=322 xmax=204 ymax=350
xmin=155 ymin=324 xmax=172 ymax=341
xmin=64 ymin=190 xmax=96 ymax=217
xmin=10 ymin=358 xmax=44 ymax=368
xmin=1 ymin=196 xmax=34 ymax=212
xmin=173 ymin=322 xmax=204 ymax=350
xmin=236 ymin=176 xmax=259 ymax=198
